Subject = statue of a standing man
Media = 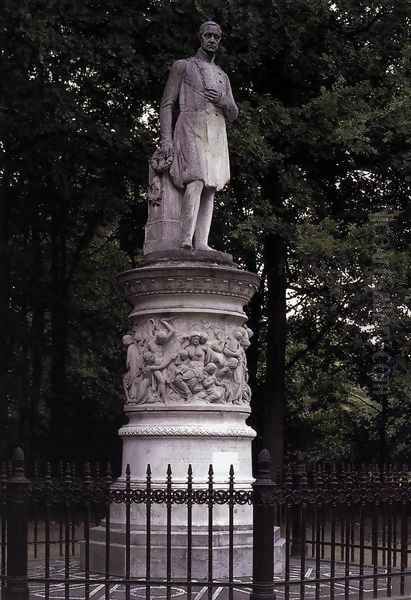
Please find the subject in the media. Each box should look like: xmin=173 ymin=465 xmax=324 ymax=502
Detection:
xmin=160 ymin=21 xmax=238 ymax=251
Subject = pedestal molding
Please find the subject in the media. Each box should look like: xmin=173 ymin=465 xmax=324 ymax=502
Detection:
xmin=125 ymin=404 xmax=251 ymax=414
xmin=119 ymin=423 xmax=256 ymax=438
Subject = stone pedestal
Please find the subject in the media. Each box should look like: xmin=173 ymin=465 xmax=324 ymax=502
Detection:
xmin=84 ymin=253 xmax=284 ymax=578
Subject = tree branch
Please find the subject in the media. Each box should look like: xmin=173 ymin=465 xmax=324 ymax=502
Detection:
xmin=286 ymin=320 xmax=335 ymax=370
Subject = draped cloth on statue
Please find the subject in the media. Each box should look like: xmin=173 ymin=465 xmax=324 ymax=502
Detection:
xmin=160 ymin=49 xmax=238 ymax=192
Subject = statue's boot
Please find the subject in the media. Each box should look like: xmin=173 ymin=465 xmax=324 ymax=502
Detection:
xmin=194 ymin=188 xmax=215 ymax=251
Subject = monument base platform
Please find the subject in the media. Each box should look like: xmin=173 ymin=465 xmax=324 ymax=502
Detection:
xmin=82 ymin=524 xmax=285 ymax=579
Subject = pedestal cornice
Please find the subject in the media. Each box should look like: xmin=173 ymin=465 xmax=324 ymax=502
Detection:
xmin=117 ymin=262 xmax=259 ymax=309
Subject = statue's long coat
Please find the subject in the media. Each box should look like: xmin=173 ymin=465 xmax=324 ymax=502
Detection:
xmin=160 ymin=48 xmax=238 ymax=191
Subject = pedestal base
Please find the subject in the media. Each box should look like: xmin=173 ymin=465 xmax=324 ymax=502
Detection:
xmin=106 ymin=259 xmax=285 ymax=581
xmin=82 ymin=524 xmax=285 ymax=579
xmin=143 ymin=248 xmax=234 ymax=266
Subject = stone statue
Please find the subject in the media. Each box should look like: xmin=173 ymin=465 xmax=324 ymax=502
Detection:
xmin=144 ymin=21 xmax=238 ymax=254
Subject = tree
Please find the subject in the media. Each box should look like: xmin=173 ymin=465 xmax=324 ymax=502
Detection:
xmin=0 ymin=0 xmax=152 ymax=456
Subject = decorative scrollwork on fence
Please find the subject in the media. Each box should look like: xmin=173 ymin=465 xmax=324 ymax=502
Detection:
xmin=106 ymin=487 xmax=253 ymax=506
xmin=172 ymin=489 xmax=188 ymax=504
xmin=3 ymin=460 xmax=409 ymax=510
xmin=15 ymin=477 xmax=411 ymax=509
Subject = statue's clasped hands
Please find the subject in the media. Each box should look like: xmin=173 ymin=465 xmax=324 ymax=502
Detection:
xmin=204 ymin=88 xmax=223 ymax=106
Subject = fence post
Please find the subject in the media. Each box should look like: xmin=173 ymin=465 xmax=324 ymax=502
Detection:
xmin=291 ymin=460 xmax=306 ymax=556
xmin=5 ymin=447 xmax=30 ymax=600
xmin=251 ymin=449 xmax=276 ymax=600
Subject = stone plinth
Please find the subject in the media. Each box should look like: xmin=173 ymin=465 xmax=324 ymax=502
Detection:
xmin=84 ymin=254 xmax=284 ymax=578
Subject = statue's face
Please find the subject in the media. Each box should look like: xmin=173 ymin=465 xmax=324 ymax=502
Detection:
xmin=200 ymin=25 xmax=222 ymax=54
xmin=144 ymin=352 xmax=155 ymax=365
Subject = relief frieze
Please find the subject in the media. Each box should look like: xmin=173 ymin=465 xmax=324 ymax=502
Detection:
xmin=122 ymin=318 xmax=253 ymax=408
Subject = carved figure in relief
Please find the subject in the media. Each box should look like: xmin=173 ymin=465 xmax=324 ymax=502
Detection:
xmin=242 ymin=384 xmax=251 ymax=404
xmin=243 ymin=326 xmax=253 ymax=344
xmin=202 ymin=363 xmax=225 ymax=403
xmin=238 ymin=326 xmax=253 ymax=404
xmin=206 ymin=329 xmax=227 ymax=367
xmin=172 ymin=343 xmax=206 ymax=399
xmin=143 ymin=350 xmax=175 ymax=403
xmin=151 ymin=319 xmax=176 ymax=346
xmin=128 ymin=351 xmax=155 ymax=405
xmin=171 ymin=353 xmax=193 ymax=399
xmin=222 ymin=330 xmax=242 ymax=360
xmin=122 ymin=334 xmax=143 ymax=403
xmin=122 ymin=319 xmax=178 ymax=405
xmin=216 ymin=356 xmax=241 ymax=404
xmin=140 ymin=320 xmax=177 ymax=403
xmin=183 ymin=332 xmax=208 ymax=360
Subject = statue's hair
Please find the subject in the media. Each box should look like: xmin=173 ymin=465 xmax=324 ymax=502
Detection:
xmin=199 ymin=21 xmax=222 ymax=36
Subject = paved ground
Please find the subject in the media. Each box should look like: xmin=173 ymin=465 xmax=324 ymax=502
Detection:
xmin=16 ymin=559 xmax=409 ymax=600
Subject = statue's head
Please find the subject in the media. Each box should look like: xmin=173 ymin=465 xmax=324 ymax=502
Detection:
xmin=227 ymin=357 xmax=239 ymax=370
xmin=190 ymin=332 xmax=207 ymax=345
xmin=199 ymin=21 xmax=222 ymax=55
xmin=143 ymin=351 xmax=155 ymax=365
xmin=190 ymin=334 xmax=201 ymax=346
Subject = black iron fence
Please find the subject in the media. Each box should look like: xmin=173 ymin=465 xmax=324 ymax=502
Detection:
xmin=0 ymin=448 xmax=410 ymax=600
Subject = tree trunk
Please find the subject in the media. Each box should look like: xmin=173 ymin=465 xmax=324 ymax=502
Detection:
xmin=28 ymin=216 xmax=46 ymax=456
xmin=0 ymin=178 xmax=11 ymax=458
xmin=18 ymin=280 xmax=30 ymax=452
xmin=246 ymin=260 xmax=265 ymax=471
xmin=49 ymin=190 xmax=69 ymax=455
xmin=263 ymin=232 xmax=287 ymax=474
xmin=246 ymin=257 xmax=264 ymax=395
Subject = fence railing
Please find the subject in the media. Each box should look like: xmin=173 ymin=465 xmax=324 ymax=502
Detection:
xmin=0 ymin=448 xmax=410 ymax=600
